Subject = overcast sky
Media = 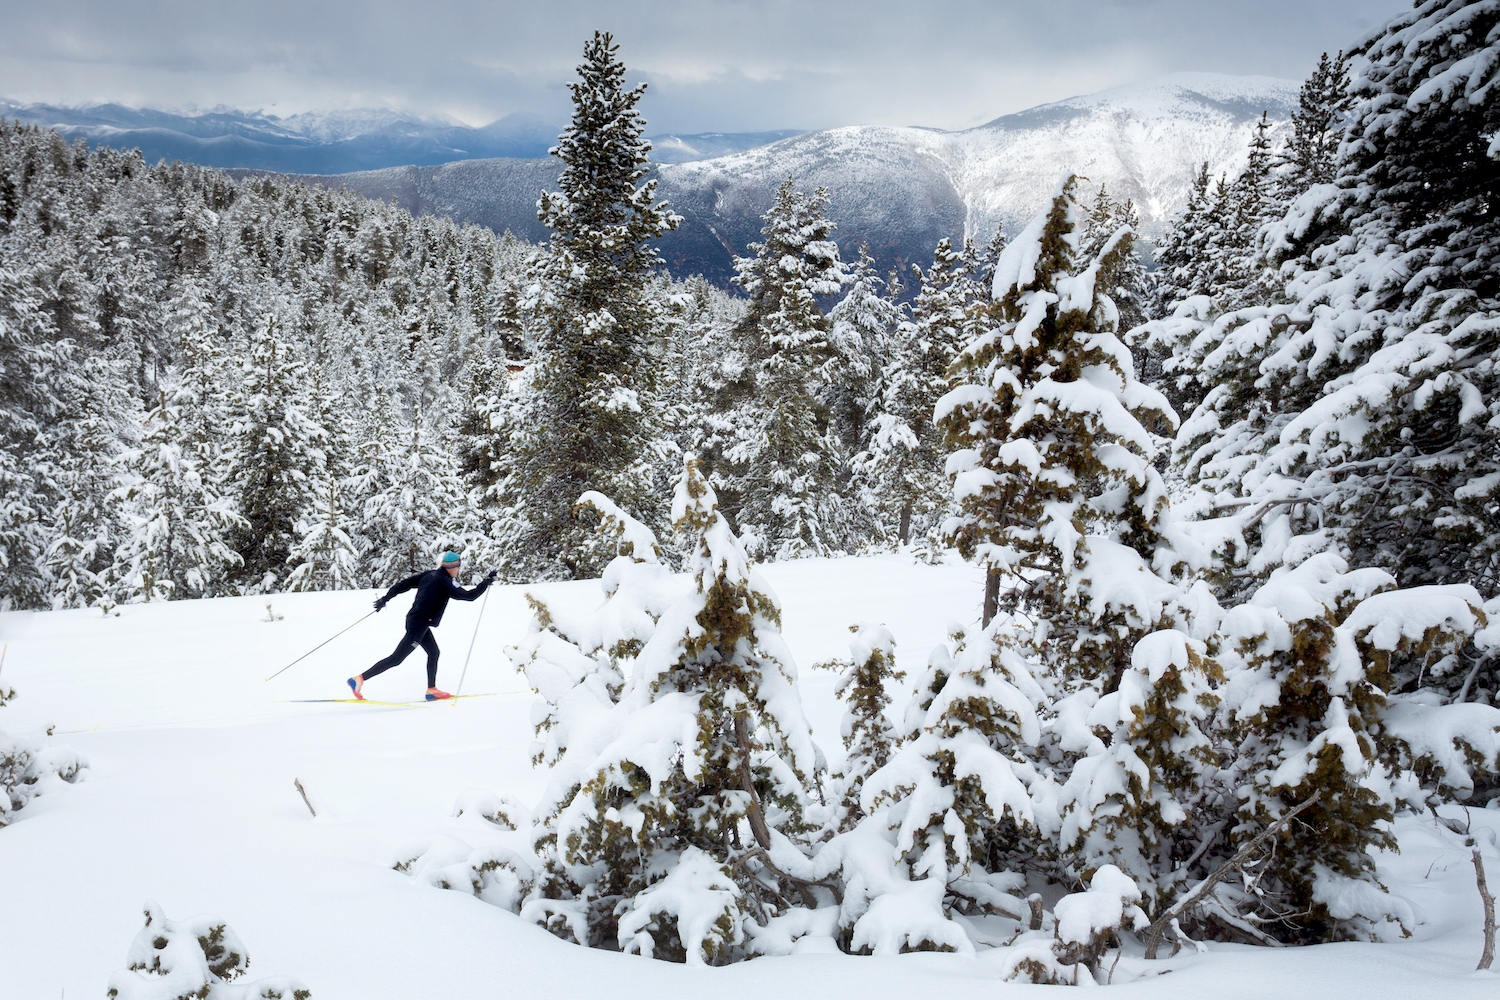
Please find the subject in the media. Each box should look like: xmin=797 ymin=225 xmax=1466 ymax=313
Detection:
xmin=0 ymin=1 xmax=1403 ymax=133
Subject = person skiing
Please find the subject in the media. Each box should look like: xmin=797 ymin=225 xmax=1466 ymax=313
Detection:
xmin=348 ymin=551 xmax=496 ymax=701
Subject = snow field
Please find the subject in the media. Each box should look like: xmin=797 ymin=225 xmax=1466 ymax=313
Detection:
xmin=0 ymin=555 xmax=1496 ymax=998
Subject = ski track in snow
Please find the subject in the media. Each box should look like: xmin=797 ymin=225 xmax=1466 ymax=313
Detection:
xmin=0 ymin=555 xmax=1496 ymax=998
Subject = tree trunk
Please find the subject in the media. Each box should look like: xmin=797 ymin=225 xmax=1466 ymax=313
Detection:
xmin=982 ymin=567 xmax=1001 ymax=627
xmin=735 ymin=713 xmax=773 ymax=849
xmin=1477 ymin=848 xmax=1496 ymax=971
xmin=898 ymin=503 xmax=911 ymax=546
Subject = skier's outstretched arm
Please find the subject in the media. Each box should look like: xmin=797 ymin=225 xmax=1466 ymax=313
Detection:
xmin=374 ymin=572 xmax=423 ymax=611
xmin=448 ymin=570 xmax=498 ymax=602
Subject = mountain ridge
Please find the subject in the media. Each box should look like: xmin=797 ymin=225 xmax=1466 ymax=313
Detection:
xmin=10 ymin=72 xmax=1300 ymax=285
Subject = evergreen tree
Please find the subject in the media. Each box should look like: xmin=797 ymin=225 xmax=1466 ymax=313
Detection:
xmin=0 ymin=261 xmax=61 ymax=609
xmin=224 ymin=315 xmax=326 ymax=592
xmin=865 ymin=239 xmax=969 ymax=547
xmin=1218 ymin=113 xmax=1280 ymax=308
xmin=521 ymin=458 xmax=818 ymax=959
xmin=1274 ymin=51 xmax=1353 ymax=202
xmin=39 ymin=352 xmax=134 ymax=607
xmin=860 ymin=618 xmax=1046 ymax=906
xmin=1058 ymin=630 xmax=1222 ymax=909
xmin=713 ymin=177 xmax=851 ymax=559
xmin=1150 ymin=162 xmax=1214 ymax=314
xmin=938 ymin=175 xmax=1179 ymax=688
xmin=1079 ymin=185 xmax=1149 ymax=331
xmin=821 ymin=623 xmax=904 ymax=833
xmin=111 ymin=387 xmax=243 ymax=604
xmin=826 ymin=248 xmax=901 ymax=547
xmin=287 ymin=351 xmax=360 ymax=591
xmin=824 ymin=247 xmax=890 ymax=475
xmin=359 ymin=402 xmax=463 ymax=584
xmin=285 ymin=477 xmax=360 ymax=592
xmin=486 ymin=31 xmax=679 ymax=580
xmin=968 ymin=225 xmax=1008 ymax=293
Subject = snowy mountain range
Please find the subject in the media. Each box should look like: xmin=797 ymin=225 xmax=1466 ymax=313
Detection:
xmin=259 ymin=73 xmax=1299 ymax=284
xmin=0 ymin=100 xmax=801 ymax=172
xmin=9 ymin=72 xmax=1299 ymax=283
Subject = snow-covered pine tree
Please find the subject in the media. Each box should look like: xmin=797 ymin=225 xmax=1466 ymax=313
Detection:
xmin=287 ymin=358 xmax=360 ymax=592
xmin=1273 ymin=50 xmax=1353 ymax=203
xmin=1079 ymin=185 xmax=1149 ymax=333
xmin=163 ymin=276 xmax=229 ymax=467
xmin=1215 ymin=556 xmax=1411 ymax=942
xmin=486 ymin=31 xmax=679 ymax=581
xmin=865 ymin=239 xmax=971 ymax=548
xmin=818 ymin=623 xmax=904 ymax=833
xmin=38 ymin=351 xmax=134 ymax=608
xmin=1137 ymin=0 xmax=1500 ymax=601
xmin=1218 ymin=112 xmax=1281 ymax=309
xmin=842 ymin=618 xmax=1045 ymax=948
xmin=110 ymin=383 xmax=243 ymax=604
xmin=357 ymin=402 xmax=462 ymax=585
xmin=1149 ymin=161 xmax=1214 ymax=317
xmin=0 ymin=261 xmax=63 ymax=610
xmin=938 ymin=174 xmax=1180 ymax=687
xmin=968 ymin=226 xmax=1008 ymax=296
xmin=826 ymin=247 xmax=901 ymax=546
xmin=1058 ymin=629 xmax=1222 ymax=909
xmin=664 ymin=276 xmax=744 ymax=496
xmin=710 ymin=177 xmax=851 ymax=559
xmin=85 ymin=193 xmax=163 ymax=401
xmin=224 ymin=314 xmax=326 ymax=592
xmin=285 ymin=478 xmax=360 ymax=593
xmin=520 ymin=457 xmax=819 ymax=962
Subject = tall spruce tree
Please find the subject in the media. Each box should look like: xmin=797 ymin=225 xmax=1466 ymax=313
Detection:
xmin=711 ymin=177 xmax=851 ymax=559
xmin=224 ymin=315 xmax=326 ymax=592
xmin=39 ymin=351 xmax=134 ymax=607
xmin=1274 ymin=51 xmax=1353 ymax=202
xmin=0 ymin=261 xmax=63 ymax=609
xmin=1150 ymin=162 xmax=1215 ymax=314
xmin=111 ymin=387 xmax=243 ymax=603
xmin=865 ymin=239 xmax=971 ymax=548
xmin=486 ymin=31 xmax=679 ymax=580
xmin=938 ymin=175 xmax=1178 ymax=689
xmin=826 ymin=247 xmax=900 ymax=546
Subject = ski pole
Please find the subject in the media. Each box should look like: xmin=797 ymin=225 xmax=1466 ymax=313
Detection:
xmin=264 ymin=610 xmax=376 ymax=682
xmin=454 ymin=578 xmax=492 ymax=699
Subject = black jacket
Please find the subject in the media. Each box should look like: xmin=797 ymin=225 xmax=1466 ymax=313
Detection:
xmin=379 ymin=568 xmax=492 ymax=628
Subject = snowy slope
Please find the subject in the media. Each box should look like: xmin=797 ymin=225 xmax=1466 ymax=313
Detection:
xmin=1 ymin=556 xmax=1496 ymax=998
xmin=950 ymin=72 xmax=1299 ymax=240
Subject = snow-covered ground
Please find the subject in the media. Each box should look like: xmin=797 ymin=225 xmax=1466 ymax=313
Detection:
xmin=1 ymin=556 xmax=1495 ymax=998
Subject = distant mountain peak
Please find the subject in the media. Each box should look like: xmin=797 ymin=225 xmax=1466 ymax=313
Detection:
xmin=977 ymin=71 xmax=1299 ymax=131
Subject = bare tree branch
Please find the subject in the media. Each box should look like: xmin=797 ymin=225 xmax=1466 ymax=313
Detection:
xmin=1144 ymin=791 xmax=1322 ymax=960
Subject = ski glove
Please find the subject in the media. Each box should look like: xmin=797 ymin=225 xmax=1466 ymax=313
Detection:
xmin=374 ymin=597 xmax=387 ymax=611
xmin=484 ymin=570 xmax=497 ymax=585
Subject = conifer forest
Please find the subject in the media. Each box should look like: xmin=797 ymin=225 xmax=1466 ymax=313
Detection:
xmin=5 ymin=2 xmax=1500 ymax=987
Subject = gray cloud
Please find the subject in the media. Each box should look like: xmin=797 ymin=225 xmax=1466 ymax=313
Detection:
xmin=0 ymin=0 xmax=1401 ymax=132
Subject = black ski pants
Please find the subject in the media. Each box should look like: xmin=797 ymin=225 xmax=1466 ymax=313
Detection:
xmin=364 ymin=624 xmax=440 ymax=688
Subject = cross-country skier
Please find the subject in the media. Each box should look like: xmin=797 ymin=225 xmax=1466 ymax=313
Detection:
xmin=347 ymin=552 xmax=496 ymax=701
